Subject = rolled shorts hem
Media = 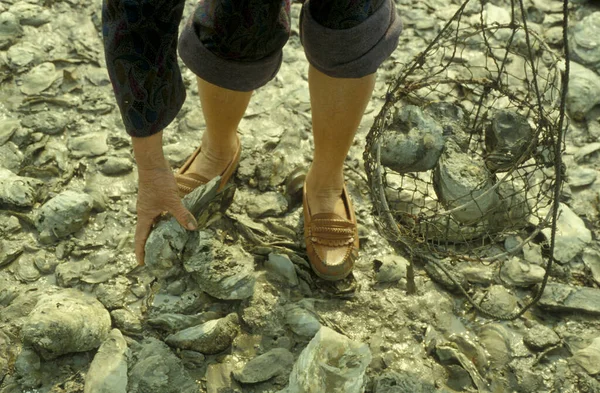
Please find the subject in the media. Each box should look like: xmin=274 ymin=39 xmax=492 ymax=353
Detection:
xmin=300 ymin=0 xmax=403 ymax=79
xmin=178 ymin=20 xmax=284 ymax=92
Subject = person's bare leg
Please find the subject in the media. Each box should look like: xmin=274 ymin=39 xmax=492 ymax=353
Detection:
xmin=305 ymin=64 xmax=376 ymax=216
xmin=184 ymin=77 xmax=252 ymax=179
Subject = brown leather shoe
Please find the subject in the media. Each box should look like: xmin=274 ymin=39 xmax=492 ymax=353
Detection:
xmin=303 ymin=182 xmax=359 ymax=281
xmin=175 ymin=136 xmax=241 ymax=197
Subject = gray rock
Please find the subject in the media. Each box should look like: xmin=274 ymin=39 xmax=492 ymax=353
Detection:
xmin=165 ymin=313 xmax=239 ymax=355
xmin=8 ymin=3 xmax=51 ymax=27
xmin=0 ymin=240 xmax=23 ymax=268
xmin=0 ymin=169 xmax=41 ymax=208
xmin=55 ymin=260 xmax=92 ymax=287
xmin=478 ymin=324 xmax=512 ymax=370
xmin=179 ymin=350 xmax=206 ymax=368
xmin=246 ymin=191 xmax=288 ymax=218
xmin=539 ymin=283 xmax=600 ymax=315
xmin=541 ymin=203 xmax=591 ymax=264
xmin=35 ymin=190 xmax=93 ymax=243
xmin=0 ymin=11 xmax=23 ymax=49
xmin=128 ymin=338 xmax=198 ymax=393
xmin=233 ymin=348 xmax=294 ymax=384
xmin=98 ymin=156 xmax=133 ymax=176
xmin=68 ymin=133 xmax=109 ymax=157
xmin=20 ymin=62 xmax=62 ymax=95
xmin=95 ymin=277 xmax=130 ymax=310
xmin=379 ymin=105 xmax=445 ymax=173
xmin=485 ymin=110 xmax=534 ymax=173
xmin=111 ymin=309 xmax=142 ymax=336
xmin=523 ymin=324 xmax=560 ymax=351
xmin=481 ymin=285 xmax=518 ymax=317
xmin=565 ymin=62 xmax=600 ymax=120
xmin=241 ymin=280 xmax=285 ymax=334
xmin=582 ymin=248 xmax=600 ymax=286
xmin=569 ymin=12 xmax=600 ymax=73
xmin=14 ymin=255 xmax=41 ymax=283
xmin=0 ymin=142 xmax=23 ymax=172
xmin=14 ymin=347 xmax=41 ymax=389
xmin=0 ymin=118 xmax=19 ymax=145
xmin=458 ymin=264 xmax=494 ymax=284
xmin=265 ymin=253 xmax=299 ymax=286
xmin=21 ymin=289 xmax=111 ymax=360
xmin=373 ymin=254 xmax=408 ymax=283
xmin=84 ymin=329 xmax=128 ymax=393
xmin=146 ymin=313 xmax=215 ymax=333
xmin=572 ymin=337 xmax=600 ymax=375
xmin=284 ymin=327 xmax=371 ymax=393
xmin=434 ymin=141 xmax=499 ymax=224
xmin=568 ymin=167 xmax=597 ymax=188
xmin=285 ymin=304 xmax=321 ymax=338
xmin=374 ymin=371 xmax=438 ymax=393
xmin=500 ymin=258 xmax=545 ymax=287
xmin=21 ymin=111 xmax=70 ymax=135
xmin=144 ymin=177 xmax=222 ymax=277
xmin=184 ymin=232 xmax=255 ymax=300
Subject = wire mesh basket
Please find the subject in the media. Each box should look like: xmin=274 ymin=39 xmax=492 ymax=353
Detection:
xmin=364 ymin=0 xmax=569 ymax=318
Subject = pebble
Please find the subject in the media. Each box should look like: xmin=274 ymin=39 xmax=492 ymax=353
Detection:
xmin=97 ymin=156 xmax=133 ymax=176
xmin=128 ymin=338 xmax=198 ymax=393
xmin=14 ymin=347 xmax=41 ymax=389
xmin=68 ymin=133 xmax=109 ymax=157
xmin=373 ymin=254 xmax=408 ymax=283
xmin=523 ymin=324 xmax=561 ymax=351
xmin=110 ymin=309 xmax=143 ymax=336
xmin=9 ymin=3 xmax=51 ymax=27
xmin=285 ymin=304 xmax=321 ymax=338
xmin=0 ymin=11 xmax=23 ymax=49
xmin=284 ymin=327 xmax=371 ymax=393
xmin=480 ymin=285 xmax=518 ymax=317
xmin=500 ymin=257 xmax=545 ymax=287
xmin=539 ymin=283 xmax=600 ymax=315
xmin=541 ymin=203 xmax=592 ymax=264
xmin=0 ymin=142 xmax=23 ymax=172
xmin=34 ymin=190 xmax=94 ymax=244
xmin=55 ymin=259 xmax=91 ymax=287
xmin=21 ymin=289 xmax=111 ymax=360
xmin=233 ymin=348 xmax=294 ymax=384
xmin=374 ymin=371 xmax=440 ymax=393
xmin=0 ymin=168 xmax=41 ymax=208
xmin=0 ymin=118 xmax=19 ymax=145
xmin=265 ymin=253 xmax=299 ymax=287
xmin=95 ymin=277 xmax=130 ymax=310
xmin=20 ymin=62 xmax=62 ymax=95
xmin=0 ymin=240 xmax=23 ymax=268
xmin=184 ymin=233 xmax=255 ymax=300
xmin=567 ymin=166 xmax=597 ymax=188
xmin=569 ymin=12 xmax=600 ymax=72
xmin=458 ymin=264 xmax=494 ymax=285
xmin=165 ymin=313 xmax=240 ymax=355
xmin=565 ymin=62 xmax=600 ymax=120
xmin=21 ymin=112 xmax=70 ymax=135
xmin=246 ymin=191 xmax=288 ymax=218
xmin=478 ymin=324 xmax=512 ymax=370
xmin=13 ymin=255 xmax=41 ymax=283
xmin=84 ymin=329 xmax=128 ymax=393
xmin=582 ymin=248 xmax=600 ymax=286
xmin=572 ymin=337 xmax=600 ymax=375
xmin=147 ymin=312 xmax=215 ymax=333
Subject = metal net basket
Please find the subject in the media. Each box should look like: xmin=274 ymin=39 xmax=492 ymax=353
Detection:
xmin=364 ymin=0 xmax=568 ymax=318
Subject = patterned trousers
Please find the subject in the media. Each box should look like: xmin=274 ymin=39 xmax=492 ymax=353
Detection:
xmin=102 ymin=0 xmax=402 ymax=137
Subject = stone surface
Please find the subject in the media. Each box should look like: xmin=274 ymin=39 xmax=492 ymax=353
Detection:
xmin=480 ymin=285 xmax=518 ymax=317
xmin=284 ymin=327 xmax=372 ymax=393
xmin=21 ymin=289 xmax=111 ymax=360
xmin=379 ymin=104 xmax=445 ymax=173
xmin=285 ymin=304 xmax=321 ymax=338
xmin=539 ymin=283 xmax=600 ymax=315
xmin=0 ymin=168 xmax=42 ymax=208
xmin=523 ymin=324 xmax=561 ymax=351
xmin=68 ymin=133 xmax=109 ymax=157
xmin=165 ymin=313 xmax=239 ymax=355
xmin=233 ymin=348 xmax=294 ymax=384
xmin=373 ymin=254 xmax=408 ymax=283
xmin=565 ymin=62 xmax=600 ymax=120
xmin=110 ymin=309 xmax=142 ymax=336
xmin=84 ymin=329 xmax=128 ymax=393
xmin=246 ymin=191 xmax=288 ymax=218
xmin=0 ymin=240 xmax=23 ymax=268
xmin=542 ymin=203 xmax=592 ymax=264
xmin=265 ymin=253 xmax=299 ymax=287
xmin=572 ymin=337 xmax=600 ymax=375
xmin=21 ymin=111 xmax=70 ymax=135
xmin=485 ymin=110 xmax=534 ymax=172
xmin=128 ymin=338 xmax=198 ymax=393
xmin=34 ymin=190 xmax=94 ymax=244
xmin=569 ymin=12 xmax=600 ymax=73
xmin=500 ymin=258 xmax=545 ymax=287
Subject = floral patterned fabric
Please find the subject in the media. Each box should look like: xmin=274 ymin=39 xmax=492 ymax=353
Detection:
xmin=102 ymin=0 xmax=391 ymax=137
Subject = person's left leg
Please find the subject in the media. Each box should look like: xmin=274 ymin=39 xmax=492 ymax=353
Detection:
xmin=301 ymin=0 xmax=403 ymax=279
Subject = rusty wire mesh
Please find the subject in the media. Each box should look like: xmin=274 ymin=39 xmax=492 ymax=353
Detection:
xmin=364 ymin=0 xmax=569 ymax=319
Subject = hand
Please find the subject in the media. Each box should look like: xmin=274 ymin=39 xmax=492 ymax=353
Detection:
xmin=134 ymin=164 xmax=197 ymax=265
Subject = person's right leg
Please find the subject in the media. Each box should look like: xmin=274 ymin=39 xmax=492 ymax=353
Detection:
xmin=177 ymin=0 xmax=290 ymax=191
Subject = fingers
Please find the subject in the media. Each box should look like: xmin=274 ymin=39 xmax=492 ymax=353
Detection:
xmin=170 ymin=200 xmax=198 ymax=231
xmin=134 ymin=214 xmax=155 ymax=266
